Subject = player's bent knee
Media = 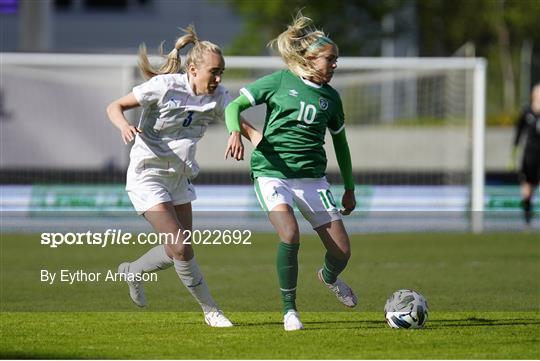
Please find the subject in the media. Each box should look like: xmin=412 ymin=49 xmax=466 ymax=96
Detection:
xmin=279 ymin=234 xmax=300 ymax=244
xmin=277 ymin=224 xmax=300 ymax=244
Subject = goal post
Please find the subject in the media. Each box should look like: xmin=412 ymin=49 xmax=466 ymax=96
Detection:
xmin=471 ymin=59 xmax=487 ymax=233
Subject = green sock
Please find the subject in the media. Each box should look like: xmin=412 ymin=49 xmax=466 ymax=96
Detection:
xmin=322 ymin=251 xmax=348 ymax=284
xmin=276 ymin=242 xmax=299 ymax=314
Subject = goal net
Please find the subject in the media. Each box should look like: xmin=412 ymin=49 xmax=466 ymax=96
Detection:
xmin=0 ymin=53 xmax=487 ymax=232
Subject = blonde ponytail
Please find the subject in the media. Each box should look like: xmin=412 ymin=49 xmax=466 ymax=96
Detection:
xmin=138 ymin=25 xmax=200 ymax=80
xmin=269 ymin=12 xmax=335 ymax=80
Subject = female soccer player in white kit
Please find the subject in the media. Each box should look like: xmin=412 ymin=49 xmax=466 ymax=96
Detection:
xmin=107 ymin=26 xmax=258 ymax=327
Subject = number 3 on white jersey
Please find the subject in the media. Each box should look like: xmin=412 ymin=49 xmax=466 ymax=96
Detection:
xmin=183 ymin=111 xmax=194 ymax=127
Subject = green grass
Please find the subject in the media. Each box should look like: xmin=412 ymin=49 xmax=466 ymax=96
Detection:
xmin=1 ymin=312 xmax=539 ymax=359
xmin=1 ymin=232 xmax=539 ymax=358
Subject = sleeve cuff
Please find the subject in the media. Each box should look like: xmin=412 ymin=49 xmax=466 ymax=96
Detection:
xmin=240 ymin=88 xmax=256 ymax=107
xmin=132 ymin=86 xmax=144 ymax=105
xmin=329 ymin=124 xmax=345 ymax=135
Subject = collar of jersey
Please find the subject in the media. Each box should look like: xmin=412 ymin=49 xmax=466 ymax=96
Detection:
xmin=299 ymin=76 xmax=323 ymax=89
xmin=182 ymin=73 xmax=197 ymax=96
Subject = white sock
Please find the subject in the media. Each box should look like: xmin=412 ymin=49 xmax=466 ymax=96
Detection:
xmin=129 ymin=245 xmax=173 ymax=274
xmin=173 ymin=258 xmax=218 ymax=313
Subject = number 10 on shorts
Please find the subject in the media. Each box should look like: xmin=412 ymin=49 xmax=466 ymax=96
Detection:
xmin=318 ymin=189 xmax=337 ymax=210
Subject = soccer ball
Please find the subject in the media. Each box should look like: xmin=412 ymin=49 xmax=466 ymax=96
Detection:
xmin=384 ymin=289 xmax=429 ymax=329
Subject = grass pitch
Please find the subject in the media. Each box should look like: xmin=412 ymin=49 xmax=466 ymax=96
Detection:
xmin=2 ymin=312 xmax=538 ymax=359
xmin=1 ymin=232 xmax=539 ymax=359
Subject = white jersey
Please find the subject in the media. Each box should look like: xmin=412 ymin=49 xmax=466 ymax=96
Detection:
xmin=130 ymin=73 xmax=231 ymax=178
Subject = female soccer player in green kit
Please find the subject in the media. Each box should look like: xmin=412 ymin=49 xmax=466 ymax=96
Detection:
xmin=224 ymin=14 xmax=357 ymax=331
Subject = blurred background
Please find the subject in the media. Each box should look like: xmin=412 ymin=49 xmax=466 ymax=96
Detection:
xmin=1 ymin=0 xmax=539 ymax=232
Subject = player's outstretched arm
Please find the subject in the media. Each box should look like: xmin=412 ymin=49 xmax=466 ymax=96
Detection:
xmin=508 ymin=145 xmax=518 ymax=171
xmin=331 ymin=128 xmax=356 ymax=215
xmin=106 ymin=92 xmax=142 ymax=144
xmin=240 ymin=117 xmax=263 ymax=147
xmin=224 ymin=95 xmax=253 ymax=161
xmin=509 ymin=109 xmax=526 ymax=171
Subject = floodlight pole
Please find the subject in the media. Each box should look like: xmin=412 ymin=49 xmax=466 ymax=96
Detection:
xmin=471 ymin=59 xmax=487 ymax=233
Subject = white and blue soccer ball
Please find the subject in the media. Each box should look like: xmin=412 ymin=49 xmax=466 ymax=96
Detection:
xmin=384 ymin=289 xmax=429 ymax=329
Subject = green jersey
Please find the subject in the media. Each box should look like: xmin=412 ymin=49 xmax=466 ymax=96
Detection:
xmin=241 ymin=70 xmax=345 ymax=179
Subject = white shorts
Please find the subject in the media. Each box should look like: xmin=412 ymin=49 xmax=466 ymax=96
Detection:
xmin=254 ymin=176 xmax=342 ymax=229
xmin=126 ymin=162 xmax=196 ymax=215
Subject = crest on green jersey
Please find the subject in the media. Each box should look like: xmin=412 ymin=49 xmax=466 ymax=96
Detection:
xmin=319 ymin=97 xmax=329 ymax=110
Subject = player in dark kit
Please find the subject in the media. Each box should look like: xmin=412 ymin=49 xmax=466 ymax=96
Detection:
xmin=512 ymin=84 xmax=540 ymax=226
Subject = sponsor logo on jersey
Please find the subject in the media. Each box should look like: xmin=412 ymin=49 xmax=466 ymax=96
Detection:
xmin=288 ymin=89 xmax=298 ymax=97
xmin=319 ymin=98 xmax=329 ymax=110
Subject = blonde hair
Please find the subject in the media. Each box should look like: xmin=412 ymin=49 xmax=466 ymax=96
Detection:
xmin=138 ymin=25 xmax=223 ymax=80
xmin=269 ymin=13 xmax=336 ymax=80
